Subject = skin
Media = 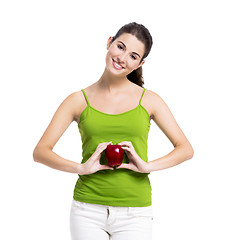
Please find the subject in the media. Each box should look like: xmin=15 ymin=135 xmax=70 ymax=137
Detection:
xmin=33 ymin=33 xmax=194 ymax=175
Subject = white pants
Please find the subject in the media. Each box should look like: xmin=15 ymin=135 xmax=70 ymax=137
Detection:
xmin=70 ymin=199 xmax=153 ymax=240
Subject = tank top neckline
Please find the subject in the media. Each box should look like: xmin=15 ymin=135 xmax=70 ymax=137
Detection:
xmin=81 ymin=88 xmax=148 ymax=117
xmin=89 ymin=104 xmax=141 ymax=116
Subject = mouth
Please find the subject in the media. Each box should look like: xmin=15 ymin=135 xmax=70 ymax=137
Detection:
xmin=112 ymin=59 xmax=124 ymax=70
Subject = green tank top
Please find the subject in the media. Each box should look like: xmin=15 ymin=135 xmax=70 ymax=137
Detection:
xmin=73 ymin=87 xmax=152 ymax=207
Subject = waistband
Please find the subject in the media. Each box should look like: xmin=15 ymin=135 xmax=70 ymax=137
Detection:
xmin=72 ymin=199 xmax=153 ymax=216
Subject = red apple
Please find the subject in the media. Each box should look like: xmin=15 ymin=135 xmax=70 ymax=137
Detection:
xmin=105 ymin=144 xmax=124 ymax=168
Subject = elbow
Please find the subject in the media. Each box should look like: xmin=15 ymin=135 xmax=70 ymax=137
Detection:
xmin=33 ymin=145 xmax=46 ymax=163
xmin=176 ymin=142 xmax=194 ymax=161
xmin=187 ymin=151 xmax=194 ymax=160
xmin=186 ymin=145 xmax=194 ymax=160
xmin=33 ymin=146 xmax=39 ymax=162
xmin=33 ymin=144 xmax=52 ymax=163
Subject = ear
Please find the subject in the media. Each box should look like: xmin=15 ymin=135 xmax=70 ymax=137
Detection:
xmin=107 ymin=36 xmax=114 ymax=50
xmin=135 ymin=59 xmax=145 ymax=70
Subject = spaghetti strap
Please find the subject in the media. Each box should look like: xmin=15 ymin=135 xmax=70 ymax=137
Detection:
xmin=81 ymin=89 xmax=90 ymax=106
xmin=82 ymin=88 xmax=145 ymax=107
xmin=139 ymin=88 xmax=146 ymax=105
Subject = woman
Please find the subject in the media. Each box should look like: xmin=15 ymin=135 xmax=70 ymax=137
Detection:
xmin=33 ymin=22 xmax=194 ymax=240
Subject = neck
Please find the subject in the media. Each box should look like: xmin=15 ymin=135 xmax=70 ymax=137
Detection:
xmin=96 ymin=67 xmax=132 ymax=94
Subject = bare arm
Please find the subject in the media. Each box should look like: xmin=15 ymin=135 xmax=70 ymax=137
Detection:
xmin=33 ymin=92 xmax=85 ymax=174
xmin=147 ymin=90 xmax=194 ymax=172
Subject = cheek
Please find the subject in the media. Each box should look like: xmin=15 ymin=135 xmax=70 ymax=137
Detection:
xmin=106 ymin=50 xmax=113 ymax=63
xmin=108 ymin=45 xmax=118 ymax=55
xmin=129 ymin=61 xmax=140 ymax=70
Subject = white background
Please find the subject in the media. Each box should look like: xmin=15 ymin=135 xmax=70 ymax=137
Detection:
xmin=1 ymin=0 xmax=239 ymax=239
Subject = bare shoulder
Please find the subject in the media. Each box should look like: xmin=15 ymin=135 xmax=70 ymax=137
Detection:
xmin=145 ymin=89 xmax=165 ymax=102
xmin=144 ymin=89 xmax=169 ymax=119
xmin=64 ymin=90 xmax=87 ymax=123
xmin=68 ymin=90 xmax=85 ymax=103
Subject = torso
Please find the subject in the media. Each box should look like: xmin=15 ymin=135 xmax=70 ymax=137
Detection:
xmin=73 ymin=82 xmax=154 ymax=124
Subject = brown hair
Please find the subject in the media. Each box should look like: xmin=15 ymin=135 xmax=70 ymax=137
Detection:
xmin=111 ymin=22 xmax=153 ymax=87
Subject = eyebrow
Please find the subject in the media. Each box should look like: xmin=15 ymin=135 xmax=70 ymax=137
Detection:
xmin=117 ymin=41 xmax=141 ymax=58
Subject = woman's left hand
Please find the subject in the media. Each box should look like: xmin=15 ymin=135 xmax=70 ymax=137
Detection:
xmin=117 ymin=141 xmax=150 ymax=173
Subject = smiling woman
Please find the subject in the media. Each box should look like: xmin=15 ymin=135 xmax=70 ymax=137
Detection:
xmin=105 ymin=22 xmax=152 ymax=87
xmin=33 ymin=22 xmax=193 ymax=240
xmin=105 ymin=33 xmax=146 ymax=83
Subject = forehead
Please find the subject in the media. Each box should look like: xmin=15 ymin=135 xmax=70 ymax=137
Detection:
xmin=115 ymin=33 xmax=145 ymax=57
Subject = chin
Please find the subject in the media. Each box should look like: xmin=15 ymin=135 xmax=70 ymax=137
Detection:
xmin=106 ymin=63 xmax=123 ymax=76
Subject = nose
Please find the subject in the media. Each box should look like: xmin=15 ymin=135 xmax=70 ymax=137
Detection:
xmin=117 ymin=53 xmax=128 ymax=64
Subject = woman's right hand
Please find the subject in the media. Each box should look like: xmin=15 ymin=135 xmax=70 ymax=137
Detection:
xmin=80 ymin=141 xmax=113 ymax=175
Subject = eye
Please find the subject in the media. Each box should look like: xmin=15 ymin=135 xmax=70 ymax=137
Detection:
xmin=117 ymin=44 xmax=124 ymax=50
xmin=130 ymin=54 xmax=137 ymax=60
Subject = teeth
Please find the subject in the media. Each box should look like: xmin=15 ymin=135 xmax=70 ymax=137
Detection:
xmin=113 ymin=60 xmax=122 ymax=69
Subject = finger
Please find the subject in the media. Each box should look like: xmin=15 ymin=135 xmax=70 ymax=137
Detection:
xmin=121 ymin=146 xmax=131 ymax=151
xmin=117 ymin=141 xmax=128 ymax=145
xmin=102 ymin=141 xmax=112 ymax=148
xmin=117 ymin=163 xmax=132 ymax=169
xmin=119 ymin=143 xmax=132 ymax=149
xmin=101 ymin=142 xmax=112 ymax=151
xmin=99 ymin=165 xmax=113 ymax=170
xmin=104 ymin=142 xmax=112 ymax=149
xmin=119 ymin=141 xmax=131 ymax=145
xmin=98 ymin=146 xmax=108 ymax=153
xmin=98 ymin=142 xmax=111 ymax=151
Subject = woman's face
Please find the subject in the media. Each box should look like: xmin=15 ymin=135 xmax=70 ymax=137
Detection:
xmin=105 ymin=33 xmax=145 ymax=77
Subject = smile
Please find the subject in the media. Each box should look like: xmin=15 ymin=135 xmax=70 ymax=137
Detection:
xmin=112 ymin=59 xmax=124 ymax=70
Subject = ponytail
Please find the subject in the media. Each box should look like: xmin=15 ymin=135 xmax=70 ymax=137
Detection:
xmin=127 ymin=67 xmax=144 ymax=87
